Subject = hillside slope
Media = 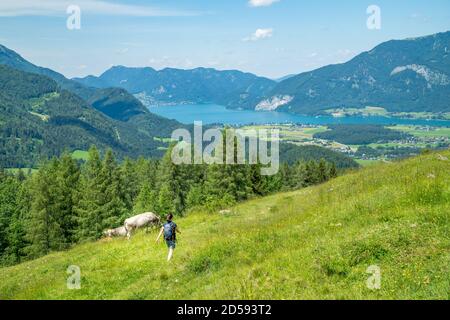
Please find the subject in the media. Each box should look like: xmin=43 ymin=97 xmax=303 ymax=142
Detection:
xmin=0 ymin=44 xmax=184 ymax=137
xmin=0 ymin=64 xmax=174 ymax=167
xmin=0 ymin=150 xmax=448 ymax=300
xmin=256 ymin=31 xmax=450 ymax=114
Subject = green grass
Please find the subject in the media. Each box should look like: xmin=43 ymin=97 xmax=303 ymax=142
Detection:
xmin=241 ymin=124 xmax=329 ymax=142
xmin=388 ymin=126 xmax=450 ymax=139
xmin=324 ymin=107 xmax=389 ymax=117
xmin=1 ymin=150 xmax=449 ymax=300
xmin=355 ymin=159 xmax=383 ymax=167
xmin=71 ymin=150 xmax=89 ymax=161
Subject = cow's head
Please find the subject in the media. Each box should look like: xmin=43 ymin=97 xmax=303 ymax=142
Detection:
xmin=103 ymin=229 xmax=113 ymax=238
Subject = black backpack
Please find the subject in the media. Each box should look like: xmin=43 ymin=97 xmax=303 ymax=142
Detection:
xmin=163 ymin=222 xmax=175 ymax=240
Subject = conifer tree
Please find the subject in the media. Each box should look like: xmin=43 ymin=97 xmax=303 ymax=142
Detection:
xmin=5 ymin=182 xmax=30 ymax=264
xmin=55 ymin=153 xmax=80 ymax=244
xmin=328 ymin=162 xmax=338 ymax=179
xmin=100 ymin=149 xmax=128 ymax=226
xmin=75 ymin=146 xmax=104 ymax=241
xmin=318 ymin=158 xmax=329 ymax=183
xmin=0 ymin=175 xmax=20 ymax=263
xmin=120 ymin=158 xmax=140 ymax=212
xmin=133 ymin=183 xmax=157 ymax=214
xmin=25 ymin=159 xmax=65 ymax=257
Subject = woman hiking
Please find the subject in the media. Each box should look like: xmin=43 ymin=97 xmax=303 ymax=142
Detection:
xmin=156 ymin=213 xmax=181 ymax=261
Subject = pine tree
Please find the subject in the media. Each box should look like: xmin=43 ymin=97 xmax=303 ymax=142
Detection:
xmin=120 ymin=158 xmax=139 ymax=212
xmin=328 ymin=162 xmax=338 ymax=179
xmin=304 ymin=161 xmax=320 ymax=186
xmin=25 ymin=159 xmax=65 ymax=257
xmin=292 ymin=161 xmax=307 ymax=189
xmin=158 ymin=182 xmax=176 ymax=214
xmin=55 ymin=153 xmax=80 ymax=244
xmin=0 ymin=175 xmax=21 ymax=264
xmin=186 ymin=185 xmax=205 ymax=209
xmin=100 ymin=150 xmax=128 ymax=226
xmin=318 ymin=158 xmax=328 ymax=183
xmin=155 ymin=145 xmax=185 ymax=214
xmin=75 ymin=146 xmax=104 ymax=241
xmin=5 ymin=182 xmax=30 ymax=264
xmin=133 ymin=183 xmax=157 ymax=214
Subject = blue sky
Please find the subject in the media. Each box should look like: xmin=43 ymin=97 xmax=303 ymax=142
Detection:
xmin=1 ymin=0 xmax=450 ymax=79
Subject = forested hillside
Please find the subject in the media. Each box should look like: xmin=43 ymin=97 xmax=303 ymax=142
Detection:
xmin=253 ymin=31 xmax=450 ymax=114
xmin=0 ymin=65 xmax=178 ymax=167
xmin=0 ymin=44 xmax=184 ymax=158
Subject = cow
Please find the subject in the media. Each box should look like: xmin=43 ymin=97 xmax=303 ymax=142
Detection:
xmin=124 ymin=212 xmax=161 ymax=240
xmin=103 ymin=226 xmax=127 ymax=238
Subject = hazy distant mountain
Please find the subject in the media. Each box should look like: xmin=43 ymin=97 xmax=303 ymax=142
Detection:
xmin=73 ymin=66 xmax=277 ymax=109
xmin=254 ymin=31 xmax=450 ymax=114
xmin=275 ymin=74 xmax=296 ymax=82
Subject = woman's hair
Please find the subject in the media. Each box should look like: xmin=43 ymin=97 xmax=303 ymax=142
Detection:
xmin=167 ymin=213 xmax=173 ymax=221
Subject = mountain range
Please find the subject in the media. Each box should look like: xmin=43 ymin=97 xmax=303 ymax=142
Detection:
xmin=0 ymin=45 xmax=183 ymax=167
xmin=256 ymin=31 xmax=450 ymax=114
xmin=74 ymin=66 xmax=276 ymax=109
xmin=1 ymin=30 xmax=449 ymax=167
xmin=74 ymin=31 xmax=450 ymax=115
xmin=0 ymin=44 xmax=356 ymax=169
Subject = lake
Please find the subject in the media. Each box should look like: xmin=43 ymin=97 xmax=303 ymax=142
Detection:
xmin=149 ymin=104 xmax=450 ymax=127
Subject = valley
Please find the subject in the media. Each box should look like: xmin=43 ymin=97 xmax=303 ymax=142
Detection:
xmin=240 ymin=123 xmax=450 ymax=165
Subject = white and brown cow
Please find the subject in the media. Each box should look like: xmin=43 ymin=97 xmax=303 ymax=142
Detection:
xmin=103 ymin=226 xmax=127 ymax=238
xmin=124 ymin=212 xmax=161 ymax=240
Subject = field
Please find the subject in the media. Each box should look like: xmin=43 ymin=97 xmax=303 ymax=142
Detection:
xmin=388 ymin=126 xmax=450 ymax=139
xmin=240 ymin=124 xmax=328 ymax=141
xmin=71 ymin=150 xmax=89 ymax=161
xmin=323 ymin=108 xmax=450 ymax=121
xmin=0 ymin=150 xmax=449 ymax=300
xmin=355 ymin=159 xmax=382 ymax=167
xmin=324 ymin=106 xmax=389 ymax=117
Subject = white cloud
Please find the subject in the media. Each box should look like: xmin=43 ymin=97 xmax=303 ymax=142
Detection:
xmin=243 ymin=28 xmax=273 ymax=42
xmin=249 ymin=0 xmax=280 ymax=7
xmin=115 ymin=48 xmax=129 ymax=55
xmin=0 ymin=0 xmax=199 ymax=17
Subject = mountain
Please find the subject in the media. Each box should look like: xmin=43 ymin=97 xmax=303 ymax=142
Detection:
xmin=254 ymin=31 xmax=450 ymax=114
xmin=86 ymin=87 xmax=149 ymax=121
xmin=0 ymin=63 xmax=183 ymax=169
xmin=0 ymin=44 xmax=181 ymax=125
xmin=73 ymin=66 xmax=277 ymax=109
xmin=275 ymin=74 xmax=296 ymax=82
xmin=0 ymin=44 xmax=187 ymax=167
xmin=1 ymin=150 xmax=448 ymax=299
xmin=0 ymin=64 xmax=177 ymax=167
xmin=0 ymin=44 xmax=94 ymax=100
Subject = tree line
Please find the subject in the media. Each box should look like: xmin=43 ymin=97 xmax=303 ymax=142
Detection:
xmin=0 ymin=144 xmax=338 ymax=266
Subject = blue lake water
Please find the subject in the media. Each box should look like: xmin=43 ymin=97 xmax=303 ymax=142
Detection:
xmin=149 ymin=104 xmax=450 ymax=127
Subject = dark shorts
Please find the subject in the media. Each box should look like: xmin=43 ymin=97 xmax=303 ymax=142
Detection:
xmin=165 ymin=239 xmax=176 ymax=249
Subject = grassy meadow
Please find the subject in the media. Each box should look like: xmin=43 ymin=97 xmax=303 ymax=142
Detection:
xmin=0 ymin=150 xmax=449 ymax=300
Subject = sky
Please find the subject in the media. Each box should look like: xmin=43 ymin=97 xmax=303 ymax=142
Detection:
xmin=1 ymin=0 xmax=450 ymax=79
